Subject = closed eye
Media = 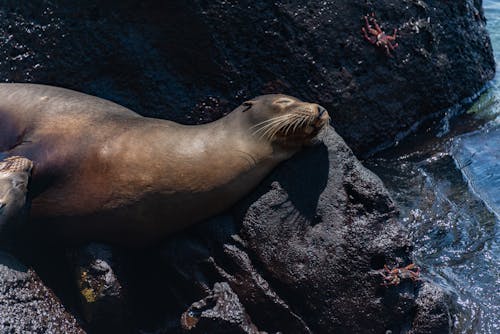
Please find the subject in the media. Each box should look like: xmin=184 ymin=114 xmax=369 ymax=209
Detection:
xmin=274 ymin=98 xmax=294 ymax=106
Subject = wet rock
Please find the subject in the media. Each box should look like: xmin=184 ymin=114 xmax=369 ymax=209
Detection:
xmin=181 ymin=282 xmax=263 ymax=334
xmin=68 ymin=243 xmax=129 ymax=333
xmin=0 ymin=0 xmax=494 ymax=155
xmin=410 ymin=282 xmax=451 ymax=334
xmin=0 ymin=250 xmax=84 ymax=333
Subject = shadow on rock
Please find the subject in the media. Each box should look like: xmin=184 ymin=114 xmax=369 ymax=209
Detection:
xmin=153 ymin=127 xmax=451 ymax=333
xmin=253 ymin=141 xmax=330 ymax=223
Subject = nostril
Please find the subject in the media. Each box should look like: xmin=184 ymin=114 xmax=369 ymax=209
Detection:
xmin=317 ymin=105 xmax=327 ymax=118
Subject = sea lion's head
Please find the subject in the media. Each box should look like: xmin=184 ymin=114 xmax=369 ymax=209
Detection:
xmin=239 ymin=94 xmax=330 ymax=148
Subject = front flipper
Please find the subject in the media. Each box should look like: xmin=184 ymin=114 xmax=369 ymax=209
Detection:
xmin=0 ymin=156 xmax=33 ymax=232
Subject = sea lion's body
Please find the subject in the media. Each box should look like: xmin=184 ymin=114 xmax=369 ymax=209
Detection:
xmin=0 ymin=84 xmax=328 ymax=245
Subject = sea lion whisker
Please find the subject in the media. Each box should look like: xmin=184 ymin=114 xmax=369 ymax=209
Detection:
xmin=285 ymin=120 xmax=297 ymax=135
xmin=285 ymin=117 xmax=300 ymax=134
xmin=299 ymin=116 xmax=309 ymax=129
xmin=253 ymin=119 xmax=291 ymax=137
xmin=271 ymin=120 xmax=295 ymax=139
xmin=252 ymin=122 xmax=284 ymax=137
xmin=251 ymin=116 xmax=294 ymax=136
xmin=250 ymin=114 xmax=293 ymax=130
xmin=257 ymin=122 xmax=281 ymax=139
xmin=294 ymin=111 xmax=314 ymax=117
xmin=283 ymin=117 xmax=300 ymax=135
xmin=256 ymin=115 xmax=293 ymax=128
xmin=268 ymin=125 xmax=282 ymax=140
xmin=250 ymin=118 xmax=285 ymax=130
xmin=253 ymin=114 xmax=299 ymax=137
xmin=262 ymin=122 xmax=286 ymax=140
xmin=292 ymin=118 xmax=303 ymax=133
xmin=277 ymin=115 xmax=302 ymax=134
xmin=270 ymin=114 xmax=308 ymax=138
xmin=263 ymin=118 xmax=293 ymax=140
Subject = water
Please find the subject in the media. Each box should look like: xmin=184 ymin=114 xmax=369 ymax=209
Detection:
xmin=365 ymin=2 xmax=500 ymax=332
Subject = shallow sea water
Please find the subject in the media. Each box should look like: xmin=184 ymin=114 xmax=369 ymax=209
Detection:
xmin=365 ymin=1 xmax=500 ymax=332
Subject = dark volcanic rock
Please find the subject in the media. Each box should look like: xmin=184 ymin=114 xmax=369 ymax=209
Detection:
xmin=0 ymin=0 xmax=494 ymax=155
xmin=68 ymin=243 xmax=129 ymax=334
xmin=0 ymin=250 xmax=84 ymax=333
xmin=157 ymin=128 xmax=451 ymax=333
xmin=181 ymin=282 xmax=263 ymax=334
xmin=234 ymin=129 xmax=406 ymax=333
xmin=411 ymin=283 xmax=451 ymax=334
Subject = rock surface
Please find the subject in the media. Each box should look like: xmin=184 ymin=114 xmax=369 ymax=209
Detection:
xmin=181 ymin=282 xmax=262 ymax=334
xmin=411 ymin=283 xmax=451 ymax=334
xmin=0 ymin=0 xmax=494 ymax=155
xmin=0 ymin=250 xmax=84 ymax=333
xmin=153 ymin=128 xmax=451 ymax=333
xmin=68 ymin=243 xmax=129 ymax=333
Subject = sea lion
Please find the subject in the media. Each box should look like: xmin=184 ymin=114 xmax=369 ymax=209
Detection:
xmin=0 ymin=84 xmax=329 ymax=245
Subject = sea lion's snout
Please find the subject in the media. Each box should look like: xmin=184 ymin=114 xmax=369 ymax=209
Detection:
xmin=314 ymin=104 xmax=330 ymax=124
xmin=247 ymin=95 xmax=330 ymax=146
xmin=308 ymin=103 xmax=330 ymax=131
xmin=317 ymin=105 xmax=327 ymax=119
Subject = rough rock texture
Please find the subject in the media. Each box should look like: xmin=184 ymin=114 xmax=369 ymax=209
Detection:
xmin=0 ymin=0 xmax=494 ymax=155
xmin=68 ymin=243 xmax=129 ymax=334
xmin=181 ymin=282 xmax=262 ymax=334
xmin=410 ymin=283 xmax=452 ymax=334
xmin=0 ymin=250 xmax=84 ymax=333
xmin=153 ymin=128 xmax=451 ymax=333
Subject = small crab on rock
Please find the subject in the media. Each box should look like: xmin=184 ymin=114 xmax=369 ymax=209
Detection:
xmin=380 ymin=263 xmax=420 ymax=286
xmin=362 ymin=13 xmax=399 ymax=57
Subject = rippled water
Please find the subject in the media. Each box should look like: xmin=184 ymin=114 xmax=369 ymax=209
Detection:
xmin=366 ymin=2 xmax=500 ymax=333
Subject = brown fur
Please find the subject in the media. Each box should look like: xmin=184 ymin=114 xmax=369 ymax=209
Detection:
xmin=0 ymin=84 xmax=329 ymax=245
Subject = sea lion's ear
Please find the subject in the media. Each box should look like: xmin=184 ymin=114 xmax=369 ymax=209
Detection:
xmin=241 ymin=101 xmax=254 ymax=112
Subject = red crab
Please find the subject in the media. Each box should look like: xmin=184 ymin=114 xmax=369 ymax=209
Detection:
xmin=362 ymin=13 xmax=399 ymax=57
xmin=380 ymin=263 xmax=420 ymax=286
